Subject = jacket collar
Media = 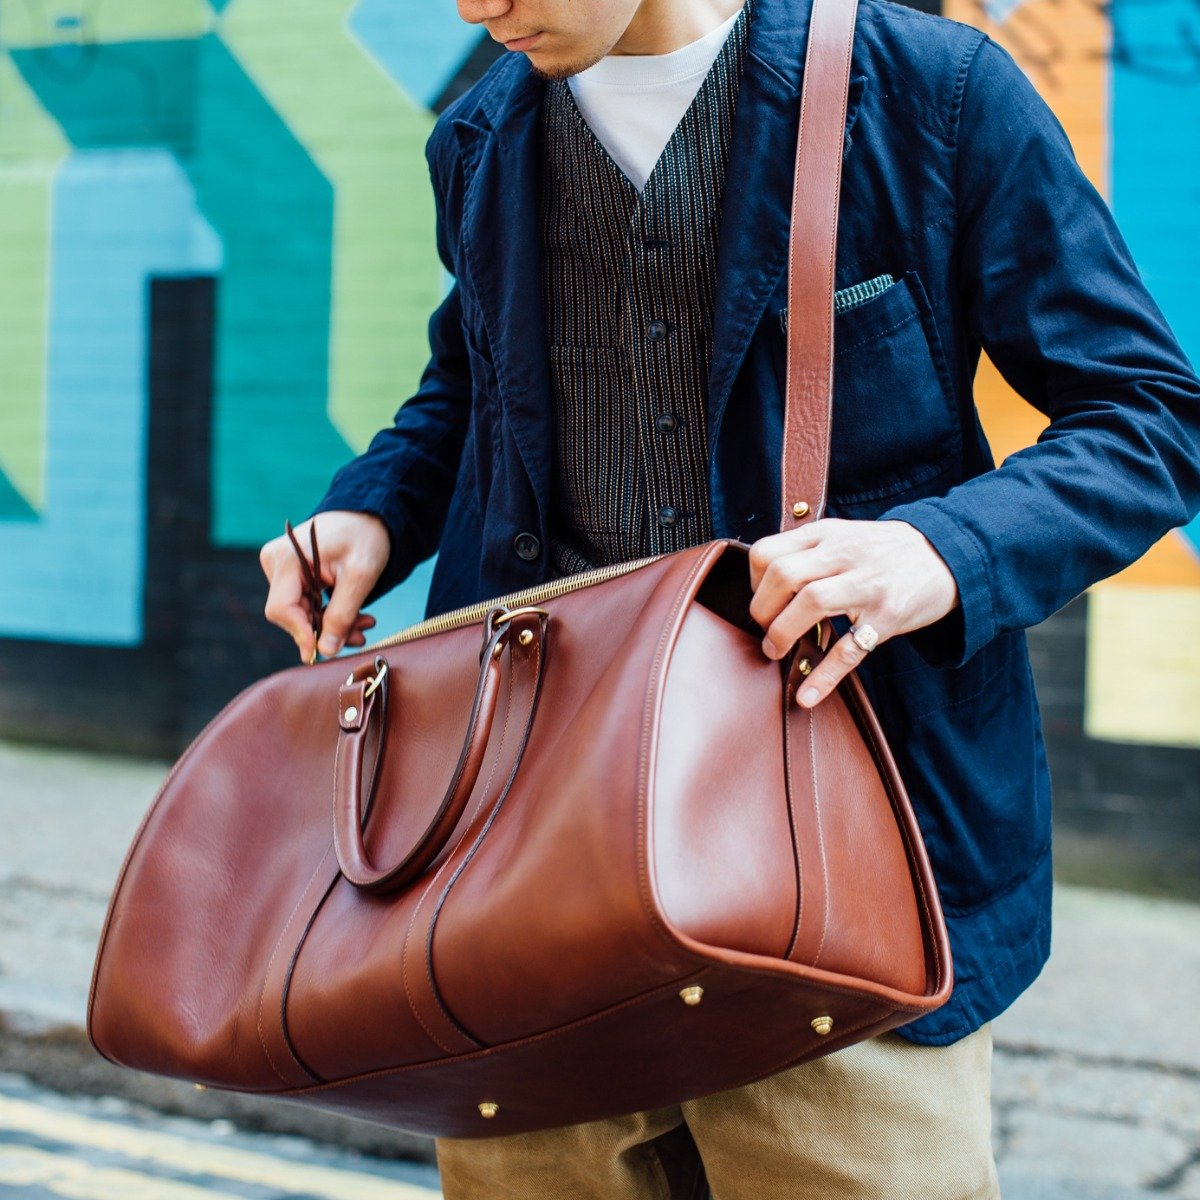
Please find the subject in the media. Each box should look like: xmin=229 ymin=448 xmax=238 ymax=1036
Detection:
xmin=450 ymin=0 xmax=863 ymax=526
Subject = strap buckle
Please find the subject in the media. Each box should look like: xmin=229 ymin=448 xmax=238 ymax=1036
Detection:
xmin=344 ymin=659 xmax=389 ymax=698
xmin=490 ymin=605 xmax=550 ymax=630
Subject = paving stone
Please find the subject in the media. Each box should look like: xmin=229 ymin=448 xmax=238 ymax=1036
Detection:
xmin=1000 ymin=1109 xmax=1192 ymax=1192
xmin=992 ymin=1050 xmax=1200 ymax=1140
xmin=1176 ymin=1160 xmax=1200 ymax=1199
xmin=998 ymin=1170 xmax=1166 ymax=1200
xmin=993 ymin=887 xmax=1200 ymax=1072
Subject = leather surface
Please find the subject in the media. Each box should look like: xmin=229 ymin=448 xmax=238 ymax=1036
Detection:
xmin=87 ymin=0 xmax=953 ymax=1138
xmin=781 ymin=0 xmax=859 ymax=529
xmin=88 ymin=540 xmax=951 ymax=1134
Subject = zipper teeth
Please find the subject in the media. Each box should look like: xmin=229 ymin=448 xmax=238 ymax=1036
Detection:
xmin=363 ymin=554 xmax=664 ymax=650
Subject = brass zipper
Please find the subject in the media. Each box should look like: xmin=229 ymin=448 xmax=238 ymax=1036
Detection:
xmin=363 ymin=554 xmax=664 ymax=650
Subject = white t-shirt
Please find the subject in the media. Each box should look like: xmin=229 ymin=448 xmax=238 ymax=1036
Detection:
xmin=567 ymin=6 xmax=745 ymax=193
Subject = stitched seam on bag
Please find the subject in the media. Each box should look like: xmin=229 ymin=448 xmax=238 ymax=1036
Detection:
xmin=286 ymin=998 xmax=893 ymax=1096
xmin=782 ymin=676 xmax=804 ymax=960
xmin=635 ymin=551 xmax=725 ymax=957
xmin=286 ymin=944 xmax=939 ymax=1099
xmin=427 ymin=632 xmax=546 ymax=1044
xmin=399 ymin=646 xmax=513 ymax=1055
xmin=277 ymin=875 xmax=337 ymax=1086
xmin=422 ymin=650 xmax=519 ymax=1047
xmin=257 ymin=846 xmax=335 ymax=1086
xmin=849 ymin=684 xmax=944 ymax=993
xmin=400 ymin=666 xmax=512 ymax=1056
xmin=807 ymin=708 xmax=831 ymax=970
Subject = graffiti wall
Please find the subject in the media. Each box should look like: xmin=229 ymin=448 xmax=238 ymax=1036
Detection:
xmin=0 ymin=0 xmax=1196 ymax=886
xmin=0 ymin=0 xmax=501 ymax=748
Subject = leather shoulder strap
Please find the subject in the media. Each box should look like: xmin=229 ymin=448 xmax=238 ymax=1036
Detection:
xmin=780 ymin=0 xmax=859 ymax=531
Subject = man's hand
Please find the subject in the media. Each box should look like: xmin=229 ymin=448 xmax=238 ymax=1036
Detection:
xmin=748 ymin=518 xmax=959 ymax=707
xmin=260 ymin=512 xmax=391 ymax=663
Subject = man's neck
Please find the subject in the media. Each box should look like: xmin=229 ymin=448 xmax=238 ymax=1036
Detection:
xmin=611 ymin=0 xmax=744 ymax=56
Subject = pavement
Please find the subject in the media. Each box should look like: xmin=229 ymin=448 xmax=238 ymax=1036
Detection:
xmin=1 ymin=735 xmax=1198 ymax=1198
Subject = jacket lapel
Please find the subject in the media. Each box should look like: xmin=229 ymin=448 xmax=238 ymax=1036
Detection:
xmin=706 ymin=0 xmax=863 ymax=508
xmin=453 ymin=59 xmax=552 ymax=520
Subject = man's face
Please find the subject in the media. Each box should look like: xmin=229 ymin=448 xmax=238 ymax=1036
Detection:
xmin=456 ymin=0 xmax=644 ymax=81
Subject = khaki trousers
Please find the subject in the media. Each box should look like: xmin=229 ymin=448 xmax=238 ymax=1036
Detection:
xmin=435 ymin=1024 xmax=1000 ymax=1200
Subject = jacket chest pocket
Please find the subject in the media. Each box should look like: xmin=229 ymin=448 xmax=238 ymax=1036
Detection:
xmin=778 ymin=269 xmax=961 ymax=508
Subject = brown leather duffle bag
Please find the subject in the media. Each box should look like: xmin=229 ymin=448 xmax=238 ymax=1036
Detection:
xmin=87 ymin=0 xmax=951 ymax=1139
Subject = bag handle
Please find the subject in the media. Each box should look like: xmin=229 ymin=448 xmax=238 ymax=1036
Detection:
xmin=780 ymin=0 xmax=860 ymax=532
xmin=332 ymin=609 xmax=549 ymax=893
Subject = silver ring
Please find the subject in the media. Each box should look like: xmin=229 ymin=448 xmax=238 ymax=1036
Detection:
xmin=849 ymin=622 xmax=879 ymax=652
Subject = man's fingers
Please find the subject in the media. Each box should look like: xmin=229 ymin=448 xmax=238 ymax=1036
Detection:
xmin=747 ymin=524 xmax=822 ymax=590
xmin=759 ymin=571 xmax=858 ymax=660
xmin=343 ymin=614 xmax=378 ymax=649
xmin=749 ymin=549 xmax=843 ymax=637
xmin=317 ymin=562 xmax=382 ymax=658
xmin=262 ymin=558 xmax=318 ymax=662
xmin=793 ymin=628 xmax=876 ymax=709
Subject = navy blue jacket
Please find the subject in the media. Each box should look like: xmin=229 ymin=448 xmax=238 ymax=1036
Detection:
xmin=311 ymin=0 xmax=1200 ymax=1042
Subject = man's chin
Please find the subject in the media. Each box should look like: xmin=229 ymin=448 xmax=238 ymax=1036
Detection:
xmin=524 ymin=48 xmax=606 ymax=82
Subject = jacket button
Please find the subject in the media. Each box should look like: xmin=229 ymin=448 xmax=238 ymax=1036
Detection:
xmin=647 ymin=319 xmax=670 ymax=342
xmin=654 ymin=412 xmax=678 ymax=433
xmin=513 ymin=532 xmax=542 ymax=562
xmin=657 ymin=506 xmax=679 ymax=528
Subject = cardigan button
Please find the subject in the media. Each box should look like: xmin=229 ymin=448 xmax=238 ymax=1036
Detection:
xmin=647 ymin=319 xmax=670 ymax=342
xmin=513 ymin=532 xmax=542 ymax=562
xmin=657 ymin=506 xmax=679 ymax=528
xmin=654 ymin=412 xmax=678 ymax=433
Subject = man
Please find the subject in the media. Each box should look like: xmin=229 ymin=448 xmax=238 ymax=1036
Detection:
xmin=259 ymin=0 xmax=1200 ymax=1194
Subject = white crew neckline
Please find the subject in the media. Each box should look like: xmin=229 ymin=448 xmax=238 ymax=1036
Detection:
xmin=568 ymin=6 xmax=744 ymax=91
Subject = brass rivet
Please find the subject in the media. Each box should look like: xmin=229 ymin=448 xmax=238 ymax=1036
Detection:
xmin=344 ymin=705 xmax=358 ymax=722
xmin=518 ymin=629 xmax=534 ymax=646
xmin=798 ymin=658 xmax=813 ymax=676
xmin=492 ymin=641 xmax=503 ymax=659
xmin=194 ymin=1083 xmax=208 ymax=1092
xmin=811 ymin=1015 xmax=834 ymax=1036
xmin=478 ymin=1101 xmax=500 ymax=1119
xmin=679 ymin=986 xmax=704 ymax=1007
xmin=792 ymin=500 xmax=810 ymax=519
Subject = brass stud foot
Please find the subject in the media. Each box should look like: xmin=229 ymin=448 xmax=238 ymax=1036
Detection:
xmin=792 ymin=500 xmax=811 ymax=519
xmin=193 ymin=1083 xmax=208 ymax=1092
xmin=478 ymin=1101 xmax=500 ymax=1119
xmin=811 ymin=1015 xmax=834 ymax=1036
xmin=679 ymin=986 xmax=704 ymax=1006
xmin=518 ymin=629 xmax=534 ymax=646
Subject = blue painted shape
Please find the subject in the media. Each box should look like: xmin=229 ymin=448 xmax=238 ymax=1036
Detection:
xmin=1111 ymin=0 xmax=1200 ymax=559
xmin=0 ymin=470 xmax=37 ymax=521
xmin=0 ymin=149 xmax=222 ymax=644
xmin=340 ymin=556 xmax=438 ymax=657
xmin=347 ymin=0 xmax=483 ymax=108
xmin=8 ymin=40 xmax=194 ymax=152
xmin=16 ymin=36 xmax=355 ymax=551
xmin=1179 ymin=513 xmax=1200 ymax=559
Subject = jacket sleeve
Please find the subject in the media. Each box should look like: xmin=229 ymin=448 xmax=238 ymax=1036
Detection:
xmin=880 ymin=34 xmax=1200 ymax=670
xmin=305 ymin=125 xmax=471 ymax=608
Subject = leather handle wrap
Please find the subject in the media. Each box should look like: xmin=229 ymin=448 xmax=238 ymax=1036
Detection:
xmin=333 ymin=614 xmax=547 ymax=893
xmin=780 ymin=0 xmax=859 ymax=531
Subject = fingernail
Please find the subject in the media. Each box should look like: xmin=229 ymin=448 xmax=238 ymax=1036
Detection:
xmin=318 ymin=636 xmax=340 ymax=657
xmin=798 ymin=687 xmax=820 ymax=707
